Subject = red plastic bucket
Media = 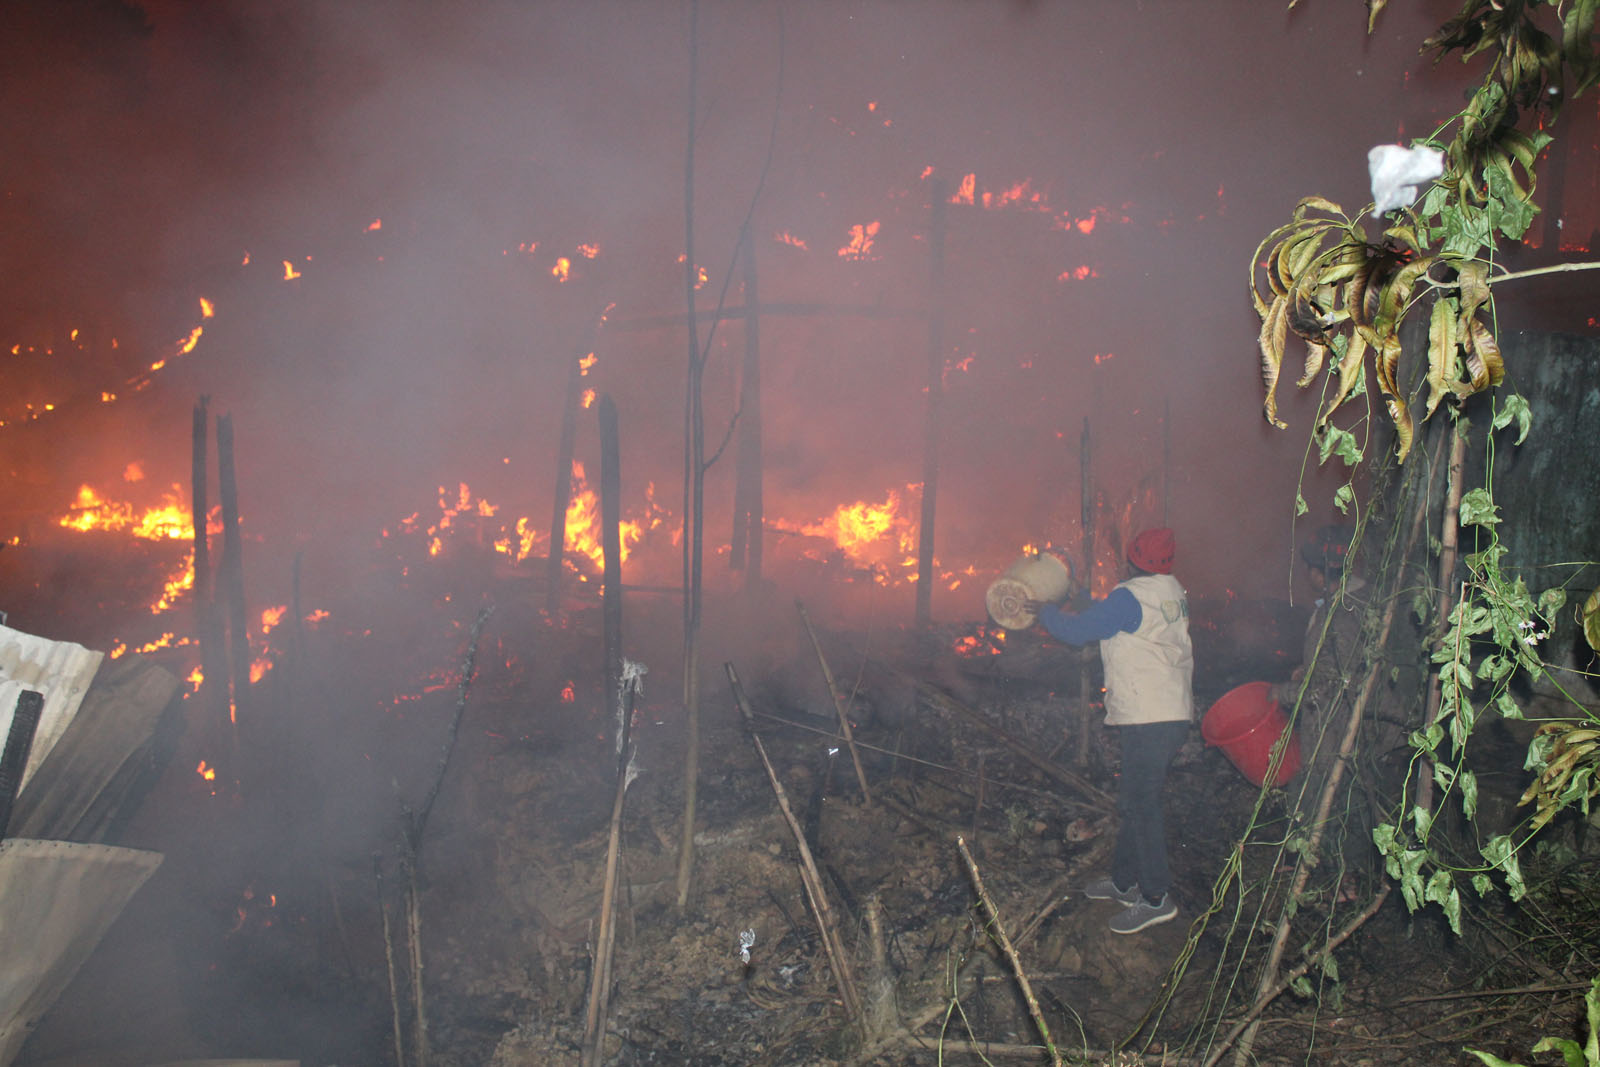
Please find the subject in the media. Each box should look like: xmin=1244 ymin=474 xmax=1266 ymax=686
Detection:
xmin=1202 ymin=681 xmax=1302 ymax=786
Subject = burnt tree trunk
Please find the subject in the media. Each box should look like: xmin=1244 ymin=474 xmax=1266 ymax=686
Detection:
xmin=730 ymin=223 xmax=765 ymax=591
xmin=915 ymin=178 xmax=948 ymax=628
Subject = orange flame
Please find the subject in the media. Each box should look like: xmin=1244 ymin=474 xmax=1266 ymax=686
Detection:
xmin=283 ymin=260 xmax=301 ymax=281
xmin=837 ymin=221 xmax=881 ymax=260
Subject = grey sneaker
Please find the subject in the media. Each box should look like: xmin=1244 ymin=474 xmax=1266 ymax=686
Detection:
xmin=1109 ymin=894 xmax=1178 ymax=934
xmin=1082 ymin=876 xmax=1142 ymax=906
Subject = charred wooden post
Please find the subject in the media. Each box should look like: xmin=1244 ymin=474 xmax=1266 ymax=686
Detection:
xmin=545 ymin=318 xmax=601 ymax=613
xmin=0 ymin=690 xmax=43 ymax=839
xmin=599 ymin=394 xmax=624 ymax=708
xmin=730 ymin=224 xmax=765 ymax=590
xmin=191 ymin=397 xmax=226 ymax=726
xmin=915 ymin=178 xmax=948 ymax=628
xmin=216 ymin=413 xmax=250 ymax=757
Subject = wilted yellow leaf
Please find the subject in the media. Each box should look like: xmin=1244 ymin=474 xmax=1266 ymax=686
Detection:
xmin=1426 ymin=296 xmax=1458 ymax=417
xmin=1260 ymin=293 xmax=1290 ymax=429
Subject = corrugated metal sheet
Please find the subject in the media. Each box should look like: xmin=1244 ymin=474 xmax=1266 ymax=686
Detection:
xmin=0 ymin=625 xmax=104 ymax=793
xmin=0 ymin=838 xmax=162 ymax=1067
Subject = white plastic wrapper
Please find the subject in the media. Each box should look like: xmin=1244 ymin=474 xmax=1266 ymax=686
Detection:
xmin=738 ymin=928 xmax=756 ymax=964
xmin=1368 ymin=143 xmax=1445 ymax=215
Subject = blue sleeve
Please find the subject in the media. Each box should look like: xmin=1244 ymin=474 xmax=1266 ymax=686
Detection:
xmin=1037 ymin=587 xmax=1141 ymax=645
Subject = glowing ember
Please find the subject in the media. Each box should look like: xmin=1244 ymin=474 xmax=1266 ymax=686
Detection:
xmin=260 ymin=605 xmax=288 ymax=634
xmin=282 ymin=260 xmax=301 ymax=281
xmin=151 ymin=549 xmax=196 ymax=614
xmin=551 ymin=257 xmax=571 ymax=282
xmin=197 ymin=760 xmax=216 ymax=782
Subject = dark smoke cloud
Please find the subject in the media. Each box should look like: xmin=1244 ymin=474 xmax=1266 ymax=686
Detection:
xmin=3 ymin=0 xmax=1478 ymax=620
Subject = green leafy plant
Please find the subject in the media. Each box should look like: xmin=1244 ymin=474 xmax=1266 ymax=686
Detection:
xmin=1253 ymin=0 xmax=1597 ymax=460
xmin=1467 ymin=972 xmax=1600 ymax=1067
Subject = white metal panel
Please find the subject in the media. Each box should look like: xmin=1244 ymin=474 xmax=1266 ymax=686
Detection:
xmin=0 ymin=625 xmax=104 ymax=793
xmin=0 ymin=838 xmax=162 ymax=1067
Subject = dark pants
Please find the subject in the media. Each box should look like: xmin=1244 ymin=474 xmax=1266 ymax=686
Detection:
xmin=1111 ymin=719 xmax=1190 ymax=902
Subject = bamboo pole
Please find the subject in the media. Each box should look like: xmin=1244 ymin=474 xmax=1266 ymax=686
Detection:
xmin=1077 ymin=416 xmax=1094 ymax=769
xmin=726 ymin=662 xmax=865 ymax=1034
xmin=375 ymin=854 xmax=407 ymax=1067
xmin=730 ymin=224 xmax=765 ymax=589
xmin=405 ymin=854 xmax=428 ymax=1067
xmin=1229 ymin=459 xmax=1433 ymax=1067
xmin=676 ymin=0 xmax=704 ymax=911
xmin=915 ymin=178 xmax=948 ymax=629
xmin=797 ymin=600 xmax=872 ymax=805
xmin=956 ymin=836 xmax=1063 ymax=1067
xmin=607 ymin=301 xmax=928 ymax=332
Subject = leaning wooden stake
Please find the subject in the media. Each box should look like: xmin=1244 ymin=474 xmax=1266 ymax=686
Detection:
xmin=1231 ymin=456 xmax=1432 ymax=1067
xmin=583 ymin=661 xmax=646 ymax=1067
xmin=797 ymin=600 xmax=871 ymax=805
xmin=956 ymin=835 xmax=1063 ymax=1067
xmin=726 ymin=662 xmax=865 ymax=1034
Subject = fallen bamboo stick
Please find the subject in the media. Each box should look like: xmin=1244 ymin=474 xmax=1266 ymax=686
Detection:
xmin=726 ymin=661 xmax=865 ymax=1034
xmin=797 ymin=600 xmax=872 ymax=805
xmin=1203 ymin=882 xmax=1391 ymax=1067
xmin=957 ymin=835 xmax=1063 ymax=1067
xmin=375 ymin=854 xmax=406 ymax=1067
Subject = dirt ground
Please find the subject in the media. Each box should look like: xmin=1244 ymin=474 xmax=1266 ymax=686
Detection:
xmin=11 ymin=551 xmax=1581 ymax=1067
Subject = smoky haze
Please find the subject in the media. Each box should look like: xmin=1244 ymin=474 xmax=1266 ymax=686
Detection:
xmin=1 ymin=0 xmax=1477 ymax=621
xmin=0 ymin=2 xmax=1499 ymax=1060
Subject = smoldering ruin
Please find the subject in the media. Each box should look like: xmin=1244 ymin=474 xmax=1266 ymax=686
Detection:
xmin=3 ymin=2 xmax=1599 ymax=1066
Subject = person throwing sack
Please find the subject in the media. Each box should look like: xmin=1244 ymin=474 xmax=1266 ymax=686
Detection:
xmin=1029 ymin=527 xmax=1194 ymax=934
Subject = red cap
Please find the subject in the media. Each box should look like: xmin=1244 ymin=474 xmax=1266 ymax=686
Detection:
xmin=1128 ymin=527 xmax=1176 ymax=574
